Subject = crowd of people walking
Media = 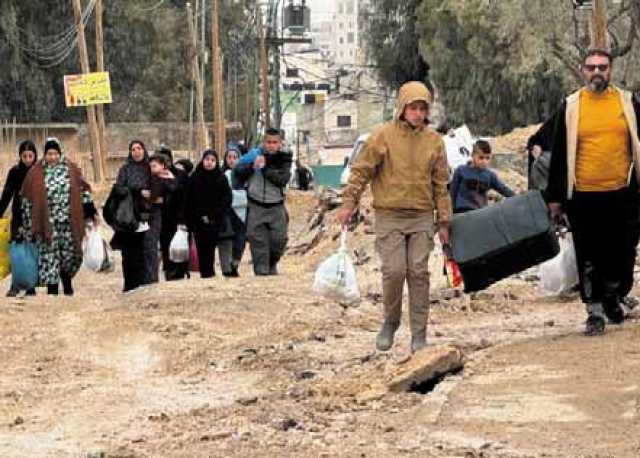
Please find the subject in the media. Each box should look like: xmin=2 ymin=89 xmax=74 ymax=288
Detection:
xmin=1 ymin=47 xmax=638 ymax=353
xmin=0 ymin=128 xmax=292 ymax=296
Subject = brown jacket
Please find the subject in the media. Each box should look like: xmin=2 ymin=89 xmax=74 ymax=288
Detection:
xmin=341 ymin=81 xmax=452 ymax=225
xmin=21 ymin=160 xmax=90 ymax=253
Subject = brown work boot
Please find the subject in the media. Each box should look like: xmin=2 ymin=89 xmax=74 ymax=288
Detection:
xmin=411 ymin=329 xmax=427 ymax=353
xmin=376 ymin=320 xmax=399 ymax=352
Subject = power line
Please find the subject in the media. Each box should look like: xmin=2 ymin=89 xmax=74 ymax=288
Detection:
xmin=134 ymin=0 xmax=166 ymax=13
xmin=4 ymin=0 xmax=97 ymax=68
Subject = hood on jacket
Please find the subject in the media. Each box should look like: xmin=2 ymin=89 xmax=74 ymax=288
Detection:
xmin=42 ymin=137 xmax=67 ymax=166
xmin=393 ymin=81 xmax=433 ymax=124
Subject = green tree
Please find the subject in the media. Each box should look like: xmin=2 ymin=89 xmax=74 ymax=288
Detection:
xmin=361 ymin=0 xmax=430 ymax=91
xmin=0 ymin=0 xmax=258 ymax=123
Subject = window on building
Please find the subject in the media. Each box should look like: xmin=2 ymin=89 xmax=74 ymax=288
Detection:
xmin=286 ymin=68 xmax=300 ymax=78
xmin=347 ymin=32 xmax=355 ymax=43
xmin=339 ymin=22 xmax=344 ymax=29
xmin=346 ymin=1 xmax=355 ymax=14
xmin=338 ymin=2 xmax=344 ymax=14
xmin=337 ymin=115 xmax=352 ymax=127
xmin=339 ymin=37 xmax=344 ymax=44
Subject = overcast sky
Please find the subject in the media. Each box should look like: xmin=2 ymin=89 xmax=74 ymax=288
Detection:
xmin=306 ymin=0 xmax=334 ymax=21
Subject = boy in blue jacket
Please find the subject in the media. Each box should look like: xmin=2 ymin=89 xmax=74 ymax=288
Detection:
xmin=450 ymin=140 xmax=515 ymax=213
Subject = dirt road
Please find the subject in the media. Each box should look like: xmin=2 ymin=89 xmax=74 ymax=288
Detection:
xmin=1 ymin=192 xmax=639 ymax=457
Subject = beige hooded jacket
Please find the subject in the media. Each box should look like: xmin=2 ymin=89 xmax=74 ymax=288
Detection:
xmin=341 ymin=81 xmax=452 ymax=226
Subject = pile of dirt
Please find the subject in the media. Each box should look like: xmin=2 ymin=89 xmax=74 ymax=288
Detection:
xmin=491 ymin=124 xmax=541 ymax=154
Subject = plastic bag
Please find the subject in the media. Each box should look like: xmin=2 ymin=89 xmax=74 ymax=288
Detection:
xmin=82 ymin=227 xmax=106 ymax=272
xmin=539 ymin=233 xmax=578 ymax=295
xmin=10 ymin=242 xmax=39 ymax=290
xmin=98 ymin=238 xmax=114 ymax=273
xmin=189 ymin=236 xmax=199 ymax=272
xmin=313 ymin=231 xmax=360 ymax=304
xmin=169 ymin=228 xmax=190 ymax=263
xmin=0 ymin=218 xmax=10 ymax=280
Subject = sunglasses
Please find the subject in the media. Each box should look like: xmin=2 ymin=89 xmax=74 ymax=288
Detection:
xmin=583 ymin=64 xmax=610 ymax=72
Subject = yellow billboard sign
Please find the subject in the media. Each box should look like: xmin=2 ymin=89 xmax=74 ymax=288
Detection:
xmin=64 ymin=72 xmax=112 ymax=107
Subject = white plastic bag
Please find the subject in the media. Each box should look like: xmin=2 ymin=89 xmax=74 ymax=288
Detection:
xmin=83 ymin=226 xmax=106 ymax=272
xmin=169 ymin=228 xmax=190 ymax=263
xmin=539 ymin=233 xmax=579 ymax=295
xmin=313 ymin=231 xmax=360 ymax=304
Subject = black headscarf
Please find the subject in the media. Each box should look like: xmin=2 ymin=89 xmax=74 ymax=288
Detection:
xmin=16 ymin=140 xmax=37 ymax=176
xmin=192 ymin=149 xmax=223 ymax=188
xmin=117 ymin=140 xmax=151 ymax=191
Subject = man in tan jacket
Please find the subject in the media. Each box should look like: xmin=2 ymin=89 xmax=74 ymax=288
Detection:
xmin=338 ymin=81 xmax=452 ymax=353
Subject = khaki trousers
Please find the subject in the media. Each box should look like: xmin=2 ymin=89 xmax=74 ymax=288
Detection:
xmin=375 ymin=210 xmax=435 ymax=335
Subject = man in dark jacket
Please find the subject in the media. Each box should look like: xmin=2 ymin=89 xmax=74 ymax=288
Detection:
xmin=547 ymin=48 xmax=640 ymax=336
xmin=234 ymin=128 xmax=292 ymax=276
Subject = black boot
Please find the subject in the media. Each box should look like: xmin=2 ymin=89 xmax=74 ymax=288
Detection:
xmin=6 ymin=288 xmax=18 ymax=297
xmin=603 ymin=281 xmax=624 ymax=324
xmin=25 ymin=288 xmax=36 ymax=296
xmin=603 ymin=295 xmax=624 ymax=324
xmin=585 ymin=303 xmax=605 ymax=336
xmin=47 ymin=284 xmax=59 ymax=296
xmin=61 ymin=274 xmax=74 ymax=296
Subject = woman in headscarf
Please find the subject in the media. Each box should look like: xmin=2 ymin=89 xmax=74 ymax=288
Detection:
xmin=0 ymin=140 xmax=38 ymax=296
xmin=156 ymin=146 xmax=189 ymax=281
xmin=20 ymin=138 xmax=97 ymax=296
xmin=184 ymin=150 xmax=232 ymax=278
xmin=111 ymin=139 xmax=152 ymax=292
xmin=223 ymin=147 xmax=248 ymax=277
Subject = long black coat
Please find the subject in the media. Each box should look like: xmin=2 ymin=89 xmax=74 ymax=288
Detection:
xmin=0 ymin=164 xmax=31 ymax=240
xmin=184 ymin=166 xmax=232 ymax=234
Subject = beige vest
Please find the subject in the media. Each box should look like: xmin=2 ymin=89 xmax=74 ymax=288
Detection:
xmin=564 ymin=86 xmax=640 ymax=199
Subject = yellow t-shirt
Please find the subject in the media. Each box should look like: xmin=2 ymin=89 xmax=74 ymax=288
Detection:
xmin=576 ymin=88 xmax=632 ymax=191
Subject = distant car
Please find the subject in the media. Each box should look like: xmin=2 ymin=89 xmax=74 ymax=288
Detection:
xmin=340 ymin=133 xmax=370 ymax=186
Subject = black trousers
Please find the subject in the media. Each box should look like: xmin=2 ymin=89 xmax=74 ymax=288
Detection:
xmin=194 ymin=226 xmax=220 ymax=278
xmin=567 ymin=187 xmax=639 ymax=305
xmin=120 ymin=232 xmax=147 ymax=292
xmin=230 ymin=211 xmax=247 ymax=266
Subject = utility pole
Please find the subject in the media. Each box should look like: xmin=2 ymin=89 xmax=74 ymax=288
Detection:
xmin=273 ymin=0 xmax=283 ymax=130
xmin=234 ymin=67 xmax=239 ymax=122
xmin=591 ymin=0 xmax=609 ymax=49
xmin=187 ymin=2 xmax=208 ymax=153
xmin=72 ymin=0 xmax=103 ymax=182
xmin=273 ymin=35 xmax=282 ymax=130
xmin=211 ymin=0 xmax=226 ymax=155
xmin=259 ymin=9 xmax=270 ymax=130
xmin=95 ymin=0 xmax=109 ymax=179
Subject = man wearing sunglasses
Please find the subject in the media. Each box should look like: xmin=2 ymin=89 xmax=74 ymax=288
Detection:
xmin=547 ymin=49 xmax=640 ymax=336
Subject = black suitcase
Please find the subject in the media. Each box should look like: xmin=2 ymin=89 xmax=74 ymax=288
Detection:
xmin=451 ymin=190 xmax=559 ymax=293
